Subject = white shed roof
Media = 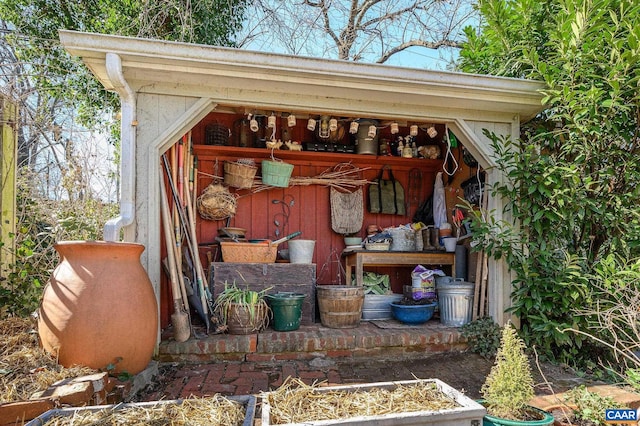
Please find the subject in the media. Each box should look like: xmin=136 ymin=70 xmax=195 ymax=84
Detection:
xmin=59 ymin=30 xmax=545 ymax=122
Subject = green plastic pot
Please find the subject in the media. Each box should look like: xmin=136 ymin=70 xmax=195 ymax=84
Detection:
xmin=478 ymin=401 xmax=555 ymax=426
xmin=265 ymin=293 xmax=306 ymax=331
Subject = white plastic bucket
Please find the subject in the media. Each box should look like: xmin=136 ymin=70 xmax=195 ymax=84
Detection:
xmin=288 ymin=240 xmax=315 ymax=263
xmin=443 ymin=237 xmax=457 ymax=252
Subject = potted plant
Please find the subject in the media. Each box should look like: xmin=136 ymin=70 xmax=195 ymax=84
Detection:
xmin=546 ymin=385 xmax=623 ymax=426
xmin=213 ymin=282 xmax=271 ymax=335
xmin=480 ymin=323 xmax=555 ymax=425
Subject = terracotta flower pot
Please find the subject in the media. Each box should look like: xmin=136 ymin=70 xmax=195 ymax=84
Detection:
xmin=38 ymin=241 xmax=158 ymax=375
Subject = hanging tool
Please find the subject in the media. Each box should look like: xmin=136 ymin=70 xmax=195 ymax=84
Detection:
xmin=452 ymin=207 xmax=465 ymax=239
xmin=442 ymin=127 xmax=459 ymax=182
xmin=269 ymin=231 xmax=302 ymax=246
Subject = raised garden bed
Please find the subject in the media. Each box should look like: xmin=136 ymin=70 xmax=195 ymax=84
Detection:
xmin=26 ymin=395 xmax=256 ymax=426
xmin=260 ymin=378 xmax=485 ymax=425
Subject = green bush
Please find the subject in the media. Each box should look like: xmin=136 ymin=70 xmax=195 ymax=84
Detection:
xmin=460 ymin=0 xmax=640 ymax=366
xmin=460 ymin=317 xmax=502 ymax=359
xmin=1 ymin=175 xmax=118 ymax=317
xmin=481 ymin=323 xmax=535 ymax=420
xmin=564 ymin=385 xmax=623 ymax=426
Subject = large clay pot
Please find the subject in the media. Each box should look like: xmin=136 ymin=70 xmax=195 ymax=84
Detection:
xmin=38 ymin=241 xmax=158 ymax=375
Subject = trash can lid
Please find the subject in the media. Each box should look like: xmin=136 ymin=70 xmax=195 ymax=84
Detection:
xmin=436 ymin=278 xmax=474 ymax=289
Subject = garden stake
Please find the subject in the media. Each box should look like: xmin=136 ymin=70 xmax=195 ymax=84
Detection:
xmin=160 ymin=173 xmax=191 ymax=342
xmin=473 ymin=255 xmax=482 ymax=320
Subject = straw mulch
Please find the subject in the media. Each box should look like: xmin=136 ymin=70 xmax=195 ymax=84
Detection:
xmin=36 ymin=396 xmax=247 ymax=426
xmin=262 ymin=377 xmax=460 ymax=424
xmin=0 ymin=316 xmax=97 ymax=404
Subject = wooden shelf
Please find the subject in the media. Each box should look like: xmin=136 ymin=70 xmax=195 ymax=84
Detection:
xmin=193 ymin=145 xmax=442 ymax=171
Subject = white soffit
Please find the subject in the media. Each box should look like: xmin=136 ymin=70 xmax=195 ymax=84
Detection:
xmin=59 ymin=30 xmax=546 ymax=122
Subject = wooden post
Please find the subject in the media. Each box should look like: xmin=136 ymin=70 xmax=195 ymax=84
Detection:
xmin=0 ymin=96 xmax=17 ymax=281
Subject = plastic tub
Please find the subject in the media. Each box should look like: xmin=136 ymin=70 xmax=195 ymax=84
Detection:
xmin=390 ymin=302 xmax=437 ymax=324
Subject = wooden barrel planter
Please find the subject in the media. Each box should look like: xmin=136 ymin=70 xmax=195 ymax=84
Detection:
xmin=317 ymin=285 xmax=364 ymax=329
xmin=37 ymin=241 xmax=158 ymax=375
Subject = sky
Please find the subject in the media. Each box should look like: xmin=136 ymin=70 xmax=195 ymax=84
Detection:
xmin=235 ymin=1 xmax=472 ymax=72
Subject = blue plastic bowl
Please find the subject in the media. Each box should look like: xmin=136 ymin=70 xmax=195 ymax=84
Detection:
xmin=390 ymin=302 xmax=437 ymax=324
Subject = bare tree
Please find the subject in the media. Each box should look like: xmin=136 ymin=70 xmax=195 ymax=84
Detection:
xmin=237 ymin=0 xmax=477 ymax=67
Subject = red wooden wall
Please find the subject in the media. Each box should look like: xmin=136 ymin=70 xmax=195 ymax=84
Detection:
xmin=159 ymin=111 xmax=480 ymax=327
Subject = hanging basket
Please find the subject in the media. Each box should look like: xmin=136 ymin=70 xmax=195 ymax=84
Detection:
xmin=261 ymin=160 xmax=294 ymax=188
xmin=224 ymin=160 xmax=257 ymax=189
xmin=196 ymin=183 xmax=238 ymax=221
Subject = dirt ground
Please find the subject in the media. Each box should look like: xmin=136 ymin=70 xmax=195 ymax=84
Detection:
xmin=133 ymin=351 xmax=595 ymax=402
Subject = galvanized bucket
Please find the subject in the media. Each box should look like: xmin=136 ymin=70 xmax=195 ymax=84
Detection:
xmin=436 ymin=278 xmax=474 ymax=327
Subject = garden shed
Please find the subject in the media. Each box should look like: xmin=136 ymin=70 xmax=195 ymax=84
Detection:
xmin=58 ymin=30 xmax=545 ymax=340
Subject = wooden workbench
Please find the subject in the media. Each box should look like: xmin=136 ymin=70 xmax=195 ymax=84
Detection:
xmin=344 ymin=250 xmax=455 ymax=286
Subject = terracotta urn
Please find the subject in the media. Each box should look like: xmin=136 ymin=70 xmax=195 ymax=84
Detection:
xmin=38 ymin=241 xmax=158 ymax=375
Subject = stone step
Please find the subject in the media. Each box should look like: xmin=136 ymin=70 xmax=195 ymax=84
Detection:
xmin=158 ymin=321 xmax=467 ymax=363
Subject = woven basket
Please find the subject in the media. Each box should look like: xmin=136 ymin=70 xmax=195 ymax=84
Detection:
xmin=205 ymin=123 xmax=230 ymax=146
xmin=220 ymin=242 xmax=277 ymax=263
xmin=261 ymin=160 xmax=294 ymax=188
xmin=224 ymin=161 xmax=257 ymax=189
xmin=365 ymin=242 xmax=390 ymax=251
xmin=196 ymin=184 xmax=237 ymax=221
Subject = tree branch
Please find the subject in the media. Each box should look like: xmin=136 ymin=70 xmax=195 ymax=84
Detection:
xmin=377 ymin=39 xmax=461 ymax=63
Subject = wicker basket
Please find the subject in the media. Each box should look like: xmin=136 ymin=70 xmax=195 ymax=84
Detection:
xmin=224 ymin=161 xmax=257 ymax=189
xmin=196 ymin=184 xmax=237 ymax=221
xmin=205 ymin=123 xmax=230 ymax=146
xmin=220 ymin=242 xmax=277 ymax=263
xmin=261 ymin=160 xmax=294 ymax=188
xmin=365 ymin=242 xmax=390 ymax=251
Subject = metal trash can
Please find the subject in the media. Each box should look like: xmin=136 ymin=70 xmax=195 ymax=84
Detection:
xmin=436 ymin=277 xmax=474 ymax=327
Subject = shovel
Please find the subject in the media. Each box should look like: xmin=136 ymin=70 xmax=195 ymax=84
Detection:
xmin=270 ymin=231 xmax=302 ymax=246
